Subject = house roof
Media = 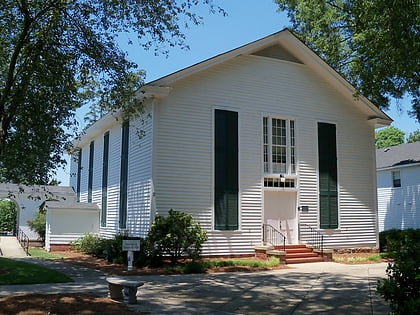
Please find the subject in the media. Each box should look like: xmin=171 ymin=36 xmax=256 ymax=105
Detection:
xmin=75 ymin=29 xmax=392 ymax=148
xmin=376 ymin=142 xmax=420 ymax=169
xmin=0 ymin=183 xmax=75 ymax=199
xmin=44 ymin=201 xmax=99 ymax=211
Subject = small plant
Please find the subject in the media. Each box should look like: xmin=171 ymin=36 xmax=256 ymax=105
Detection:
xmin=27 ymin=209 xmax=46 ymax=244
xmin=146 ymin=209 xmax=208 ymax=264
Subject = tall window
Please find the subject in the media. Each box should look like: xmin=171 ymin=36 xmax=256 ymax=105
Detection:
xmin=76 ymin=149 xmax=82 ymax=202
xmin=101 ymin=132 xmax=110 ymax=227
xmin=214 ymin=109 xmax=238 ymax=230
xmin=88 ymin=141 xmax=94 ymax=203
xmin=263 ymin=117 xmax=296 ymax=174
xmin=392 ymin=171 xmax=401 ymax=188
xmin=119 ymin=121 xmax=129 ymax=229
xmin=318 ymin=122 xmax=338 ymax=229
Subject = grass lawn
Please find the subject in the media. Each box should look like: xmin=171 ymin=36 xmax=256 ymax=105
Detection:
xmin=28 ymin=248 xmax=66 ymax=260
xmin=0 ymin=257 xmax=73 ymax=285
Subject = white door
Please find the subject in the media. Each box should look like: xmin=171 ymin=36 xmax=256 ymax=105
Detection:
xmin=264 ymin=191 xmax=298 ymax=244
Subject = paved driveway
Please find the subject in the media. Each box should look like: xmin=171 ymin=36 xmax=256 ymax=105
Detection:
xmin=0 ymin=258 xmax=389 ymax=314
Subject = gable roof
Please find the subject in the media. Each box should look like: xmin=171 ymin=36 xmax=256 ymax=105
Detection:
xmin=146 ymin=28 xmax=392 ymax=128
xmin=76 ymin=29 xmax=392 ymax=148
xmin=376 ymin=142 xmax=420 ymax=169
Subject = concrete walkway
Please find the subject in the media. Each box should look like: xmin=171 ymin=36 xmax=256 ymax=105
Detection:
xmin=0 ymin=236 xmax=28 ymax=258
xmin=0 ymin=255 xmax=390 ymax=314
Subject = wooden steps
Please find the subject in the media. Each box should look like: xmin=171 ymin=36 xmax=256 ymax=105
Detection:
xmin=275 ymin=244 xmax=324 ymax=264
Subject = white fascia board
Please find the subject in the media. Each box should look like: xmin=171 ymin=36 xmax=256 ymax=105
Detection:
xmin=369 ymin=117 xmax=393 ymax=129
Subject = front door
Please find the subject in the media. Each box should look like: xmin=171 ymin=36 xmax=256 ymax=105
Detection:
xmin=264 ymin=191 xmax=298 ymax=244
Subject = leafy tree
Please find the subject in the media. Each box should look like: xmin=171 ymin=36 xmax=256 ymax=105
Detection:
xmin=0 ymin=0 xmax=224 ymax=185
xmin=275 ymin=0 xmax=420 ymax=121
xmin=0 ymin=199 xmax=17 ymax=233
xmin=375 ymin=126 xmax=405 ymax=149
xmin=407 ymin=130 xmax=420 ymax=143
xmin=146 ymin=209 xmax=208 ymax=264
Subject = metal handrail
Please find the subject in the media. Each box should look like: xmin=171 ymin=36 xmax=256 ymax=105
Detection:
xmin=300 ymin=223 xmax=323 ymax=255
xmin=17 ymin=227 xmax=30 ymax=255
xmin=262 ymin=223 xmax=286 ymax=251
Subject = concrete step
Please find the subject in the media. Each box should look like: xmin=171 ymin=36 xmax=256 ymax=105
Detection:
xmin=286 ymin=252 xmax=320 ymax=259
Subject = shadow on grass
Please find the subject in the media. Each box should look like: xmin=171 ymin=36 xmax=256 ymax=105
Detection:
xmin=0 ymin=257 xmax=73 ymax=285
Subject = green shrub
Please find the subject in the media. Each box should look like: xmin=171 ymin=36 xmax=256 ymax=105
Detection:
xmin=377 ymin=230 xmax=420 ymax=314
xmin=71 ymin=233 xmax=106 ymax=257
xmin=27 ymin=209 xmax=46 ymax=244
xmin=379 ymin=229 xmax=420 ymax=253
xmin=146 ymin=209 xmax=208 ymax=264
xmin=72 ymin=233 xmax=144 ymax=265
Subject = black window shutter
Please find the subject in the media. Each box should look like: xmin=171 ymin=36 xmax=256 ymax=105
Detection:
xmin=88 ymin=141 xmax=94 ymax=203
xmin=318 ymin=122 xmax=338 ymax=229
xmin=119 ymin=121 xmax=129 ymax=229
xmin=76 ymin=149 xmax=82 ymax=202
xmin=101 ymin=131 xmax=109 ymax=227
xmin=215 ymin=109 xmax=238 ymax=230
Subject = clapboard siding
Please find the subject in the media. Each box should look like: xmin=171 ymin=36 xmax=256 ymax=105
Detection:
xmin=377 ymin=165 xmax=420 ymax=231
xmin=125 ymin=112 xmax=154 ymax=238
xmin=152 ymin=54 xmax=378 ymax=254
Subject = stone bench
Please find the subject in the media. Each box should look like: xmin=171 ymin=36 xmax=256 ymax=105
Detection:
xmin=106 ymin=276 xmax=144 ymax=304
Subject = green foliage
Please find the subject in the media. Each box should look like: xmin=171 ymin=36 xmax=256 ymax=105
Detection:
xmin=0 ymin=257 xmax=72 ymax=285
xmin=407 ymin=130 xmax=420 ymax=143
xmin=275 ymin=0 xmax=420 ymax=122
xmin=0 ymin=0 xmax=224 ymax=184
xmin=375 ymin=126 xmax=405 ymax=149
xmin=27 ymin=209 xmax=46 ymax=244
xmin=377 ymin=229 xmax=420 ymax=314
xmin=0 ymin=199 xmax=17 ymax=232
xmin=147 ymin=209 xmax=208 ymax=264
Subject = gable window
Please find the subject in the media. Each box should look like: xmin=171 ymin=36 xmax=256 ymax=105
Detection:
xmin=101 ymin=132 xmax=110 ymax=227
xmin=88 ymin=141 xmax=94 ymax=203
xmin=119 ymin=121 xmax=129 ymax=229
xmin=392 ymin=171 xmax=401 ymax=188
xmin=76 ymin=149 xmax=82 ymax=202
xmin=214 ymin=109 xmax=238 ymax=230
xmin=263 ymin=117 xmax=296 ymax=175
xmin=318 ymin=122 xmax=338 ymax=229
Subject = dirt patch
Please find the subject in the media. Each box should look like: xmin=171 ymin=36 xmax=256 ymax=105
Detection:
xmin=52 ymin=250 xmax=287 ymax=275
xmin=0 ymin=293 xmax=146 ymax=315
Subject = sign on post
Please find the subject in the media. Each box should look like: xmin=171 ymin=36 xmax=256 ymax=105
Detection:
xmin=122 ymin=239 xmax=140 ymax=271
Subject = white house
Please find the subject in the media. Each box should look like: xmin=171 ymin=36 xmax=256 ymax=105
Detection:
xmin=70 ymin=29 xmax=392 ymax=256
xmin=376 ymin=142 xmax=420 ymax=231
xmin=0 ymin=183 xmax=76 ymax=240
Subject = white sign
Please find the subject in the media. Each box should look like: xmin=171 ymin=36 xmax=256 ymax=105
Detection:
xmin=122 ymin=239 xmax=140 ymax=251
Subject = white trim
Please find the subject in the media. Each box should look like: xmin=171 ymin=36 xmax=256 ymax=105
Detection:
xmin=377 ymin=162 xmax=420 ymax=172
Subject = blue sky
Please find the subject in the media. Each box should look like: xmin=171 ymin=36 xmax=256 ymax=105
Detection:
xmin=57 ymin=0 xmax=419 ymax=185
